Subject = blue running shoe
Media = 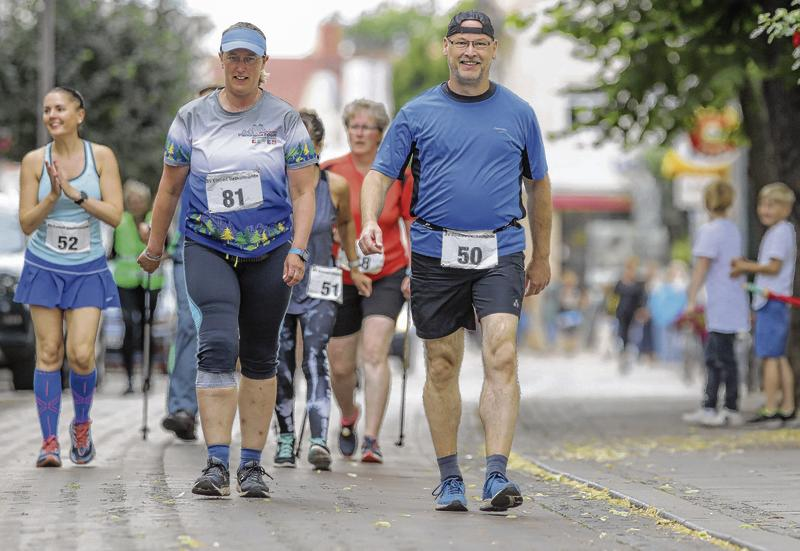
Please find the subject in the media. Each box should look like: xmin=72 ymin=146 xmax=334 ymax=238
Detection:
xmin=37 ymin=436 xmax=62 ymax=468
xmin=69 ymin=420 xmax=95 ymax=465
xmin=236 ymin=461 xmax=272 ymax=498
xmin=480 ymin=472 xmax=523 ymax=512
xmin=432 ymin=476 xmax=468 ymax=512
xmin=192 ymin=457 xmax=230 ymax=496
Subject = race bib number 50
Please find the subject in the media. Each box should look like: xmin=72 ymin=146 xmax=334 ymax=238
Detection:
xmin=441 ymin=230 xmax=498 ymax=270
xmin=206 ymin=170 xmax=263 ymax=213
xmin=307 ymin=266 xmax=344 ymax=303
xmin=45 ymin=220 xmax=91 ymax=254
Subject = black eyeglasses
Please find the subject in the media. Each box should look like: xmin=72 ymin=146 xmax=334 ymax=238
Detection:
xmin=447 ymin=38 xmax=492 ymax=50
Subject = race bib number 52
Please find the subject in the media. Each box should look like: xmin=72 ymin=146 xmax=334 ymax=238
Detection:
xmin=206 ymin=170 xmax=263 ymax=213
xmin=45 ymin=220 xmax=91 ymax=254
xmin=441 ymin=230 xmax=498 ymax=270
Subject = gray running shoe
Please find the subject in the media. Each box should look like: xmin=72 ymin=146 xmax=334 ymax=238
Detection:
xmin=307 ymin=438 xmax=332 ymax=471
xmin=236 ymin=461 xmax=272 ymax=498
xmin=192 ymin=457 xmax=230 ymax=497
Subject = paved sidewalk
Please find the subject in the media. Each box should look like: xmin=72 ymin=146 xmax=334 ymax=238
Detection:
xmin=510 ymin=351 xmax=800 ymax=551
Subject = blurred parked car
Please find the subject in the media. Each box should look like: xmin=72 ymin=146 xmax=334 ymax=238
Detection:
xmin=0 ymin=194 xmax=106 ymax=390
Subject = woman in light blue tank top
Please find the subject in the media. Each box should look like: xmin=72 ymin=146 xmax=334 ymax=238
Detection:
xmin=15 ymin=86 xmax=123 ymax=468
xmin=273 ymin=109 xmax=368 ymax=470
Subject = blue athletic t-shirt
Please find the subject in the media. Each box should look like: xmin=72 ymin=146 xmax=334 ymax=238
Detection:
xmin=163 ymin=89 xmax=317 ymax=258
xmin=372 ymin=82 xmax=548 ymax=258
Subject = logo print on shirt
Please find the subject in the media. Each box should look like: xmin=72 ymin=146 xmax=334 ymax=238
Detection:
xmin=239 ymin=124 xmax=278 ymax=145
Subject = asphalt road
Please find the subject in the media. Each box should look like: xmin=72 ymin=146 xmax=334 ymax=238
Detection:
xmin=0 ymin=347 xmax=733 ymax=551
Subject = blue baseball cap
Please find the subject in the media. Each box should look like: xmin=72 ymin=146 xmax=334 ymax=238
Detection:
xmin=220 ymin=26 xmax=267 ymax=57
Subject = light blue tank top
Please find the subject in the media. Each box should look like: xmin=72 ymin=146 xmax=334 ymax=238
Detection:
xmin=27 ymin=140 xmax=105 ymax=265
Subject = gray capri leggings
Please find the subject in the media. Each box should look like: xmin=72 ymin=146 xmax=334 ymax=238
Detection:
xmin=184 ymin=238 xmax=291 ymax=380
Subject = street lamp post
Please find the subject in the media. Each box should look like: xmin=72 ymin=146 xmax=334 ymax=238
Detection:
xmin=37 ymin=0 xmax=56 ymax=147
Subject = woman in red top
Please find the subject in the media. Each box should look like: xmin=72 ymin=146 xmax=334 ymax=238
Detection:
xmin=321 ymin=99 xmax=412 ymax=463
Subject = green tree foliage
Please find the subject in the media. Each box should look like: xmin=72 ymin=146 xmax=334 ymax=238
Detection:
xmin=539 ymin=1 xmax=795 ymax=147
xmin=345 ymin=0 xmax=480 ymax=112
xmin=0 ymin=0 xmax=211 ymax=186
xmin=753 ymin=0 xmax=800 ymax=79
xmin=538 ymin=0 xmax=800 ymax=239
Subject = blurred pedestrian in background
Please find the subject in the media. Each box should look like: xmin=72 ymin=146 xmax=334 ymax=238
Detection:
xmin=648 ymin=261 xmax=688 ymax=364
xmin=556 ymin=269 xmax=584 ymax=355
xmin=732 ymin=182 xmax=796 ymax=425
xmin=613 ymin=257 xmax=646 ymax=373
xmin=682 ymin=181 xmax=749 ymax=427
xmin=112 ymin=179 xmax=162 ymax=395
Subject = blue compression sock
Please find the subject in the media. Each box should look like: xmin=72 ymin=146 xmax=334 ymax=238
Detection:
xmin=240 ymin=448 xmax=262 ymax=468
xmin=486 ymin=454 xmax=508 ymax=477
xmin=437 ymin=454 xmax=462 ymax=481
xmin=34 ymin=369 xmax=62 ymax=440
xmin=70 ymin=370 xmax=97 ymax=423
xmin=208 ymin=444 xmax=230 ymax=467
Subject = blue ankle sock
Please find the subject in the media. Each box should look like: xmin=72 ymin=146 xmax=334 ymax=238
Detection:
xmin=208 ymin=444 xmax=230 ymax=467
xmin=437 ymin=454 xmax=462 ymax=481
xmin=240 ymin=448 xmax=262 ymax=468
xmin=34 ymin=369 xmax=62 ymax=440
xmin=486 ymin=454 xmax=508 ymax=477
xmin=69 ymin=370 xmax=97 ymax=424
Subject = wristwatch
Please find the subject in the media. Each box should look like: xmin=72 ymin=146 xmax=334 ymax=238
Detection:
xmin=288 ymin=247 xmax=309 ymax=263
xmin=74 ymin=190 xmax=88 ymax=205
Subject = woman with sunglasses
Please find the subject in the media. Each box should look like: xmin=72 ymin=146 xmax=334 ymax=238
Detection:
xmin=16 ymin=86 xmax=123 ymax=467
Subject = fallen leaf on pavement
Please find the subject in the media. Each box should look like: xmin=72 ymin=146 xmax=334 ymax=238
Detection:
xmin=177 ymin=535 xmax=202 ymax=549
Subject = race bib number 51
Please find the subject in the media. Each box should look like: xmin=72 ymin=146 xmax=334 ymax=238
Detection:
xmin=45 ymin=220 xmax=91 ymax=254
xmin=441 ymin=230 xmax=498 ymax=270
xmin=206 ymin=170 xmax=263 ymax=213
xmin=307 ymin=265 xmax=344 ymax=303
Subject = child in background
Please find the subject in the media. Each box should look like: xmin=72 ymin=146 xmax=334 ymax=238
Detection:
xmin=683 ymin=181 xmax=749 ymax=426
xmin=732 ymin=182 xmax=797 ymax=424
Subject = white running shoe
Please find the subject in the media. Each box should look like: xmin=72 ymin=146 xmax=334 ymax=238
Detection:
xmin=715 ymin=408 xmax=744 ymax=427
xmin=682 ymin=408 xmax=720 ymax=426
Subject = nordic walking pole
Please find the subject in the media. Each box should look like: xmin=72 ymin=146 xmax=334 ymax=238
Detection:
xmin=141 ymin=272 xmax=153 ymax=441
xmin=295 ymin=408 xmax=308 ymax=458
xmin=395 ymin=302 xmax=411 ymax=447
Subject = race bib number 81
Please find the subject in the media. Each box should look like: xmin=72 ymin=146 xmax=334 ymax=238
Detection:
xmin=206 ymin=170 xmax=263 ymax=213
xmin=45 ymin=220 xmax=91 ymax=254
xmin=441 ymin=230 xmax=498 ymax=270
xmin=307 ymin=265 xmax=344 ymax=303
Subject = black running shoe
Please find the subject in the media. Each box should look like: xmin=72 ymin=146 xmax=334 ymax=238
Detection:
xmin=338 ymin=408 xmax=359 ymax=457
xmin=162 ymin=410 xmax=197 ymax=441
xmin=747 ymin=408 xmax=780 ymax=423
xmin=236 ymin=461 xmax=272 ymax=498
xmin=192 ymin=457 xmax=230 ymax=497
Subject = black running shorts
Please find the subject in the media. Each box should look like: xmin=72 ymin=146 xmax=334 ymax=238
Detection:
xmin=331 ymin=268 xmax=407 ymax=337
xmin=410 ymin=252 xmax=525 ymax=340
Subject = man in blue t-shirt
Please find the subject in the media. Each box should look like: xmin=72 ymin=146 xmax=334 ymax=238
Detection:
xmin=358 ymin=11 xmax=552 ymax=513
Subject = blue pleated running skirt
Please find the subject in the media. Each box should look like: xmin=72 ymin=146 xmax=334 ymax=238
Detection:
xmin=14 ymin=250 xmax=121 ymax=310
